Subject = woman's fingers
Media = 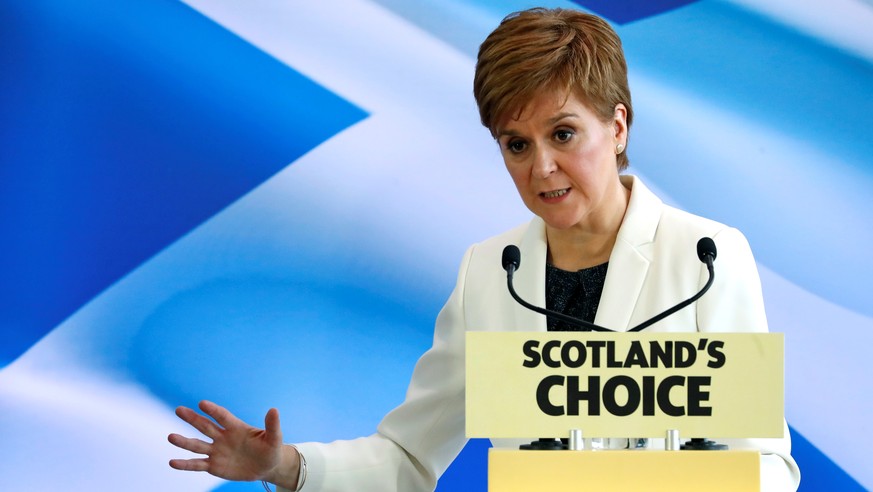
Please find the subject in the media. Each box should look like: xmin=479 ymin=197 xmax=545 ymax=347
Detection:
xmin=199 ymin=400 xmax=244 ymax=430
xmin=168 ymin=457 xmax=210 ymax=472
xmin=264 ymin=408 xmax=282 ymax=447
xmin=176 ymin=405 xmax=223 ymax=438
xmin=168 ymin=433 xmax=212 ymax=455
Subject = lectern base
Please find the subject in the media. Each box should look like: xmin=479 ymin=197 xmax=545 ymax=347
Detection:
xmin=489 ymin=449 xmax=760 ymax=492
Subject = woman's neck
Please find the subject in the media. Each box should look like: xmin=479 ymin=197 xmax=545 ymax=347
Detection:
xmin=546 ymin=180 xmax=630 ymax=271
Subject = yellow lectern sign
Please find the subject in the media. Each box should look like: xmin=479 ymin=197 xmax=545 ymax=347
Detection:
xmin=466 ymin=332 xmax=783 ymax=439
xmin=489 ymin=449 xmax=760 ymax=492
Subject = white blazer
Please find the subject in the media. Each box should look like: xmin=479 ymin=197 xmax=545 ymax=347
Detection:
xmin=290 ymin=176 xmax=800 ymax=491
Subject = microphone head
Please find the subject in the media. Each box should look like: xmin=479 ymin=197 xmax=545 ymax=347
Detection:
xmin=696 ymin=237 xmax=717 ymax=263
xmin=502 ymin=245 xmax=521 ymax=272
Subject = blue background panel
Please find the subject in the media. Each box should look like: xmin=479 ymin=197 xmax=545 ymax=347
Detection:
xmin=572 ymin=0 xmax=700 ymax=24
xmin=0 ymin=0 xmax=366 ymax=366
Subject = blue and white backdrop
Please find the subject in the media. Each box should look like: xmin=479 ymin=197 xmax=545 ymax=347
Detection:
xmin=1 ymin=1 xmax=871 ymax=490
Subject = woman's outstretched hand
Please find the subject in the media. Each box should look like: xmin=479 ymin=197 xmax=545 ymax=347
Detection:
xmin=168 ymin=400 xmax=299 ymax=488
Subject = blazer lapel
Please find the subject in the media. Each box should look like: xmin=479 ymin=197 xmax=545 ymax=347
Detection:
xmin=595 ymin=175 xmax=661 ymax=332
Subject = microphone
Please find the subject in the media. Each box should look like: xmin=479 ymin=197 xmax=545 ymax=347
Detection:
xmin=501 ymin=245 xmax=614 ymax=332
xmin=628 ymin=237 xmax=717 ymax=332
xmin=697 ymin=236 xmax=717 ymax=265
xmin=501 ymin=245 xmax=521 ymax=275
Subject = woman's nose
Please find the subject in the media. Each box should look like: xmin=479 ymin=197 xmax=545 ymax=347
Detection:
xmin=532 ymin=148 xmax=557 ymax=179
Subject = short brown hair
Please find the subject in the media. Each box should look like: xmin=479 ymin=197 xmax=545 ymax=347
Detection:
xmin=474 ymin=8 xmax=633 ymax=170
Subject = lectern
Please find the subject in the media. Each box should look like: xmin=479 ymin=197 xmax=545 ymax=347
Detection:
xmin=466 ymin=332 xmax=784 ymax=492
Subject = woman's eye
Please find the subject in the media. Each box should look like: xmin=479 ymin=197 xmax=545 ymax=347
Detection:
xmin=554 ymin=130 xmax=573 ymax=142
xmin=506 ymin=140 xmax=527 ymax=153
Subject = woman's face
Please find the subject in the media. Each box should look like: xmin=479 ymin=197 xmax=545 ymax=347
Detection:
xmin=496 ymin=91 xmax=628 ymax=233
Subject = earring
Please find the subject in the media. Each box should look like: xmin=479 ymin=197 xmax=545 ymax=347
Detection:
xmin=616 ymin=143 xmax=625 ymax=154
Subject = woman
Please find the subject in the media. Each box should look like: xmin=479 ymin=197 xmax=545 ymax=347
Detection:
xmin=169 ymin=8 xmax=800 ymax=491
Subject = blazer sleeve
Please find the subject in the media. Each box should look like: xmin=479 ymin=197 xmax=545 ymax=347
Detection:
xmin=698 ymin=227 xmax=801 ymax=491
xmin=282 ymin=245 xmax=475 ymax=492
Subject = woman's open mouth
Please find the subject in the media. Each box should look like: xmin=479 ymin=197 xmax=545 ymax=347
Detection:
xmin=541 ymin=188 xmax=570 ymax=199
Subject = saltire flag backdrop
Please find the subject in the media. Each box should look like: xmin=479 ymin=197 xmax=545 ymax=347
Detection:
xmin=1 ymin=1 xmax=871 ymax=490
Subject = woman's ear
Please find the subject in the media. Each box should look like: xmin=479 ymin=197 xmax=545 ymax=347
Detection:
xmin=612 ymin=103 xmax=628 ymax=144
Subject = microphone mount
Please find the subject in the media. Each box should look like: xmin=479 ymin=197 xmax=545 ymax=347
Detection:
xmin=502 ymin=237 xmax=717 ymax=333
xmin=502 ymin=245 xmax=614 ymax=332
xmin=628 ymin=238 xmax=716 ymax=332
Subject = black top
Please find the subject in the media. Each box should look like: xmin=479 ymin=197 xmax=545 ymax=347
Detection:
xmin=545 ymin=262 xmax=608 ymax=331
